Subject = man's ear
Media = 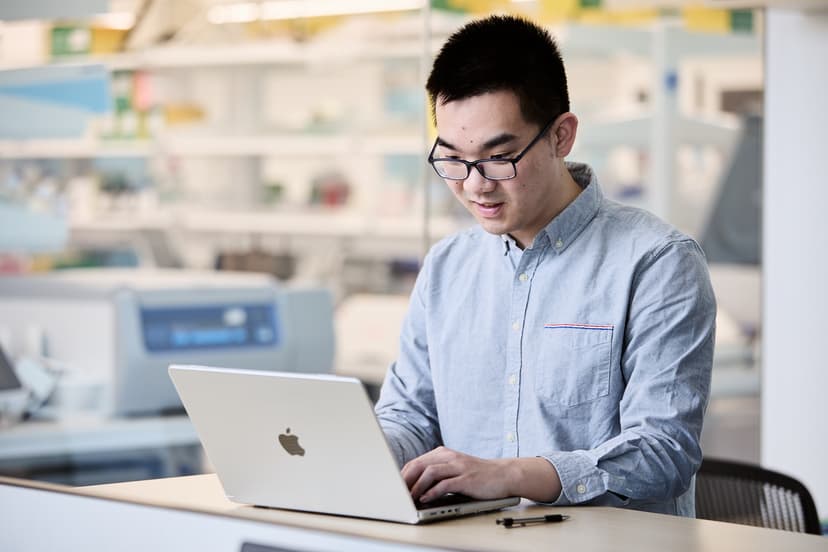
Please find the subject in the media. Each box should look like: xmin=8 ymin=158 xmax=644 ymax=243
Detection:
xmin=552 ymin=112 xmax=578 ymax=158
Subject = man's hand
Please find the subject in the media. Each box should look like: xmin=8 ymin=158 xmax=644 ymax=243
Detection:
xmin=401 ymin=446 xmax=563 ymax=503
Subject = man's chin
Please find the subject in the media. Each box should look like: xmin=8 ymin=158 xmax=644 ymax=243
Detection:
xmin=476 ymin=219 xmax=509 ymax=236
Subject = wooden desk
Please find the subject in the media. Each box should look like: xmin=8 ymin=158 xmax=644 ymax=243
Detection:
xmin=1 ymin=474 xmax=825 ymax=552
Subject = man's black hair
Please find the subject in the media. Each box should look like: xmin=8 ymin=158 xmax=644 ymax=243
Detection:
xmin=426 ymin=15 xmax=570 ymax=128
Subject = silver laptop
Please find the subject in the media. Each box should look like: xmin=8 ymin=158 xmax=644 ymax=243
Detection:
xmin=168 ymin=365 xmax=520 ymax=524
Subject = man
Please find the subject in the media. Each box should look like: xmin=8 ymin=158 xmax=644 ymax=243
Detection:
xmin=374 ymin=15 xmax=716 ymax=517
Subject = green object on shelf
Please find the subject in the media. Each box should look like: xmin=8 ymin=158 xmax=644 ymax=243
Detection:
xmin=430 ymin=0 xmax=464 ymax=13
xmin=730 ymin=10 xmax=753 ymax=33
xmin=51 ymin=25 xmax=91 ymax=57
xmin=111 ymin=70 xmax=133 ymax=113
xmin=263 ymin=182 xmax=286 ymax=205
xmin=579 ymin=0 xmax=602 ymax=8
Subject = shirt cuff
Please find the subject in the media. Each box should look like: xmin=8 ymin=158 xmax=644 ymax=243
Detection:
xmin=540 ymin=450 xmax=608 ymax=506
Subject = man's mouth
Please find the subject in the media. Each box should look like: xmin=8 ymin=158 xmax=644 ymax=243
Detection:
xmin=471 ymin=201 xmax=504 ymax=218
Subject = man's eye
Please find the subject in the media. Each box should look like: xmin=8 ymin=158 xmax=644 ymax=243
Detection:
xmin=489 ymin=153 xmax=510 ymax=160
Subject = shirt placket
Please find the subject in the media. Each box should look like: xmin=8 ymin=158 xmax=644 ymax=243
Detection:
xmin=502 ymin=241 xmax=545 ymax=457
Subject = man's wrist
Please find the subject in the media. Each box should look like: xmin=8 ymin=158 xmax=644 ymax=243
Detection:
xmin=506 ymin=457 xmax=563 ymax=502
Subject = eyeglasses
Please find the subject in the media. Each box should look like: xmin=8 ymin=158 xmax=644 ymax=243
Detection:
xmin=427 ymin=118 xmax=555 ymax=181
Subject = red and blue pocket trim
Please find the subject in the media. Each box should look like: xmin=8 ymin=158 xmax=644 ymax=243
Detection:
xmin=544 ymin=323 xmax=614 ymax=331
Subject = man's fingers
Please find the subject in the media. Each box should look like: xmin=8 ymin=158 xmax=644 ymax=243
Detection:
xmin=409 ymin=462 xmax=459 ymax=501
xmin=401 ymin=447 xmax=481 ymax=501
xmin=401 ymin=447 xmax=454 ymax=488
xmin=419 ymin=477 xmax=459 ymax=503
xmin=401 ymin=460 xmax=424 ymax=489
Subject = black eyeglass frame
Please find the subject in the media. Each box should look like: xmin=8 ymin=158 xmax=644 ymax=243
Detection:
xmin=427 ymin=118 xmax=556 ymax=181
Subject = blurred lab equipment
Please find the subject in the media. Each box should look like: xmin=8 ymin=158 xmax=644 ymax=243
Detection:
xmin=0 ymin=344 xmax=28 ymax=424
xmin=0 ymin=268 xmax=334 ymax=418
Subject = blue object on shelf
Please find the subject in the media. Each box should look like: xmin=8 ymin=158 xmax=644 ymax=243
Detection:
xmin=0 ymin=64 xmax=110 ymax=138
xmin=0 ymin=203 xmax=68 ymax=253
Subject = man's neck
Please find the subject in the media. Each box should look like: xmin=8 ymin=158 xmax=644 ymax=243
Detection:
xmin=511 ymin=166 xmax=583 ymax=250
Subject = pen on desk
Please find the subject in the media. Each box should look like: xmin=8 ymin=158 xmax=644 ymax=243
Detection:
xmin=496 ymin=514 xmax=570 ymax=528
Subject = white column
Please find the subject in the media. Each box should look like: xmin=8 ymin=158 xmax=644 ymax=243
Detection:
xmin=762 ymin=7 xmax=828 ymax=520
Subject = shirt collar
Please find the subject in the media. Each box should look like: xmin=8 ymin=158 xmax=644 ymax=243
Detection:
xmin=499 ymin=162 xmax=602 ymax=255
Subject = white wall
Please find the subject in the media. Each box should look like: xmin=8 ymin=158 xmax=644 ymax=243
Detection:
xmin=762 ymin=8 xmax=828 ymax=520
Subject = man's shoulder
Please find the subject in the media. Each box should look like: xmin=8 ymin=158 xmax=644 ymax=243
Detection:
xmin=597 ymin=197 xmax=699 ymax=256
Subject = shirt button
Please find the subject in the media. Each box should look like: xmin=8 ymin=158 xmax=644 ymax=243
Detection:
xmin=555 ymin=239 xmax=564 ymax=249
xmin=576 ymin=484 xmax=587 ymax=494
xmin=518 ymin=273 xmax=528 ymax=282
xmin=512 ymin=321 xmax=520 ymax=331
xmin=506 ymin=432 xmax=515 ymax=442
xmin=508 ymin=374 xmax=517 ymax=385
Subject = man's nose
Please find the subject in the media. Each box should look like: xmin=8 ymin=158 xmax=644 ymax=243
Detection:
xmin=464 ymin=165 xmax=497 ymax=194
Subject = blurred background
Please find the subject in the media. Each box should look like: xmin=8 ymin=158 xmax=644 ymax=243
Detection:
xmin=0 ymin=0 xmax=823 ymax=525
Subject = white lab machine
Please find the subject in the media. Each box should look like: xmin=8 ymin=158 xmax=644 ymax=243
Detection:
xmin=0 ymin=344 xmax=28 ymax=423
xmin=0 ymin=269 xmax=334 ymax=417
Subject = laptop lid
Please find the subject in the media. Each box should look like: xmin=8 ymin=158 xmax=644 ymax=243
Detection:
xmin=168 ymin=365 xmax=518 ymax=524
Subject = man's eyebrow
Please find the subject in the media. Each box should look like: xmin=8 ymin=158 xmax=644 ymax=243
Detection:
xmin=435 ymin=136 xmax=457 ymax=150
xmin=435 ymin=132 xmax=519 ymax=153
xmin=482 ymin=132 xmax=518 ymax=150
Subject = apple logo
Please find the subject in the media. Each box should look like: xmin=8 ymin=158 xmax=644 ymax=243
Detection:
xmin=278 ymin=428 xmax=305 ymax=456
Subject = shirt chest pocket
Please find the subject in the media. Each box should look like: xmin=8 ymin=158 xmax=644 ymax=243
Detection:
xmin=535 ymin=324 xmax=613 ymax=406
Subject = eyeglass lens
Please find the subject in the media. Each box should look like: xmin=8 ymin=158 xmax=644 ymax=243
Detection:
xmin=432 ymin=159 xmax=515 ymax=180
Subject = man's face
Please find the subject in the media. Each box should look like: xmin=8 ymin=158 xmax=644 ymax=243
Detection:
xmin=433 ymin=90 xmax=567 ymax=248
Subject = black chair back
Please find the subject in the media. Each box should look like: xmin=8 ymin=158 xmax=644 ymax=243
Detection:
xmin=696 ymin=457 xmax=822 ymax=535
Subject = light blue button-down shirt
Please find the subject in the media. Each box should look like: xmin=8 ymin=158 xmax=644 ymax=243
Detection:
xmin=375 ymin=162 xmax=716 ymax=516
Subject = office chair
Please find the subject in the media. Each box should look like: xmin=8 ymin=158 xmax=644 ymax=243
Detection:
xmin=695 ymin=457 xmax=822 ymax=535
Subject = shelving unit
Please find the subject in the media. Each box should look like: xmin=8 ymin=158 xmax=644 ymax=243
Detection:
xmin=0 ymin=134 xmax=422 ymax=158
xmin=0 ymin=36 xmax=440 ymax=72
xmin=0 ymin=13 xmax=445 ymax=282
